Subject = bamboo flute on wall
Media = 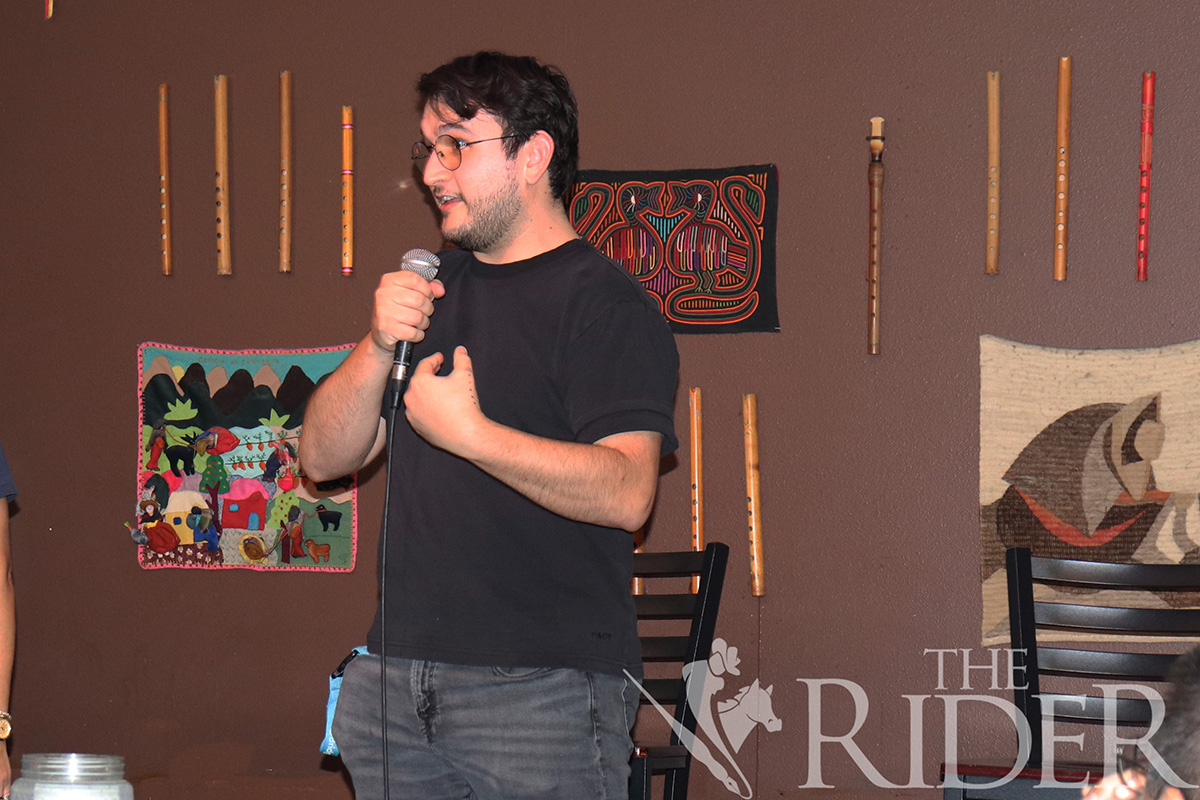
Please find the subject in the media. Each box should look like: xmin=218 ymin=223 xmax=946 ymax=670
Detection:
xmin=215 ymin=74 xmax=232 ymax=276
xmin=1054 ymin=56 xmax=1072 ymax=281
xmin=743 ymin=394 xmax=765 ymax=597
xmin=986 ymin=72 xmax=1000 ymax=275
xmin=280 ymin=71 xmax=293 ymax=274
xmin=341 ymin=105 xmax=354 ymax=277
xmin=158 ymin=84 xmax=172 ymax=276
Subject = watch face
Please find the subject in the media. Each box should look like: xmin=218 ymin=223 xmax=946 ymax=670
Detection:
xmin=0 ymin=718 xmax=10 ymax=739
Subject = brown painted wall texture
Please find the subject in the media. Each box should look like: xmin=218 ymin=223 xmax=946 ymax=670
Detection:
xmin=2 ymin=1 xmax=1197 ymax=797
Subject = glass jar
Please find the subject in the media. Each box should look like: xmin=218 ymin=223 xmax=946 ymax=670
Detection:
xmin=12 ymin=754 xmax=133 ymax=799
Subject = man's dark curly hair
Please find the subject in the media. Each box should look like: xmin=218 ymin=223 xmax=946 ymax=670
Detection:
xmin=417 ymin=51 xmax=579 ymax=201
xmin=1145 ymin=646 xmax=1200 ymax=800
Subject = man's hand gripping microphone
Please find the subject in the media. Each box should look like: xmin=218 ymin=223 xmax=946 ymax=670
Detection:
xmin=389 ymin=248 xmax=441 ymax=410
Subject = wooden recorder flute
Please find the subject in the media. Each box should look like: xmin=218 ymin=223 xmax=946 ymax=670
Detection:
xmin=631 ymin=531 xmax=645 ymax=596
xmin=986 ymin=72 xmax=1000 ymax=275
xmin=158 ymin=84 xmax=171 ymax=276
xmin=1138 ymin=71 xmax=1155 ymax=282
xmin=342 ymin=105 xmax=354 ymax=277
xmin=215 ymin=74 xmax=232 ymax=276
xmin=279 ymin=71 xmax=293 ymax=274
xmin=743 ymin=394 xmax=765 ymax=597
xmin=689 ymin=387 xmax=704 ymax=594
xmin=867 ymin=116 xmax=885 ymax=354
xmin=1054 ymin=56 xmax=1072 ymax=281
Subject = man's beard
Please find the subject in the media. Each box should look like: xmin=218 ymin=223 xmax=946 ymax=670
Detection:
xmin=442 ymin=171 xmax=522 ymax=255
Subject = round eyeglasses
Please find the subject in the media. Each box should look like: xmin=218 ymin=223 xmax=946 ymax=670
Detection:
xmin=1112 ymin=746 xmax=1147 ymax=800
xmin=411 ymin=134 xmax=519 ymax=171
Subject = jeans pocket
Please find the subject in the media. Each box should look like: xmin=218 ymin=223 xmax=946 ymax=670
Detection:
xmin=621 ymin=675 xmax=640 ymax=733
xmin=490 ymin=665 xmax=553 ymax=679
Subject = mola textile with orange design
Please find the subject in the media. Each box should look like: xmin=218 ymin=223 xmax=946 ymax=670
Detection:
xmin=133 ymin=342 xmax=356 ymax=572
xmin=979 ymin=335 xmax=1200 ymax=643
xmin=569 ymin=165 xmax=779 ymax=334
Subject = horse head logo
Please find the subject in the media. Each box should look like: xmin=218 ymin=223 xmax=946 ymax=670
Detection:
xmin=627 ymin=637 xmax=783 ymax=798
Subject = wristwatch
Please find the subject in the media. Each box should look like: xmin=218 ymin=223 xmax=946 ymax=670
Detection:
xmin=0 ymin=711 xmax=12 ymax=739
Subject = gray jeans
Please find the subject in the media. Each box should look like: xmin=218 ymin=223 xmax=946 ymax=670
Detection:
xmin=332 ymin=654 xmax=639 ymax=800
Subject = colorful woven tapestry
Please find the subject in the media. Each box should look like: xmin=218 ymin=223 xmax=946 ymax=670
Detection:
xmin=570 ymin=165 xmax=780 ymax=334
xmin=133 ymin=342 xmax=356 ymax=572
xmin=979 ymin=334 xmax=1200 ymax=643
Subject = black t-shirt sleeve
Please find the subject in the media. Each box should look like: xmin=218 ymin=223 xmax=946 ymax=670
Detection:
xmin=0 ymin=443 xmax=15 ymax=501
xmin=562 ymin=297 xmax=680 ymax=455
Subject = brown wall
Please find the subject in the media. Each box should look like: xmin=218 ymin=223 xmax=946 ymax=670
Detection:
xmin=2 ymin=0 xmax=1197 ymax=797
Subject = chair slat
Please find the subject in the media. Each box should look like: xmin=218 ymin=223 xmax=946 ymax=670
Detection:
xmin=637 ymin=678 xmax=683 ymax=706
xmin=1035 ymin=602 xmax=1200 ymax=635
xmin=642 ymin=745 xmax=690 ymax=772
xmin=634 ymin=593 xmax=698 ymax=619
xmin=1037 ymin=647 xmax=1179 ymax=681
xmin=639 ymin=636 xmax=690 ymax=662
xmin=632 ymin=550 xmax=706 ymax=577
xmin=1038 ymin=692 xmax=1159 ymax=727
xmin=1031 ymin=556 xmax=1200 ymax=591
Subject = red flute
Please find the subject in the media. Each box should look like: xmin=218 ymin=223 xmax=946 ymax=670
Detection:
xmin=688 ymin=387 xmax=704 ymax=594
xmin=1137 ymin=71 xmax=1155 ymax=281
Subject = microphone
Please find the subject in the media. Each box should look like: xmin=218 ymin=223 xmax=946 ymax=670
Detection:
xmin=389 ymin=248 xmax=441 ymax=409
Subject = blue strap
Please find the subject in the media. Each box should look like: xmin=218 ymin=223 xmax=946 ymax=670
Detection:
xmin=320 ymin=646 xmax=368 ymax=756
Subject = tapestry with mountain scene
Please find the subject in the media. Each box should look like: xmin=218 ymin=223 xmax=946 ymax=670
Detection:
xmin=133 ymin=342 xmax=356 ymax=571
xmin=569 ymin=164 xmax=780 ymax=334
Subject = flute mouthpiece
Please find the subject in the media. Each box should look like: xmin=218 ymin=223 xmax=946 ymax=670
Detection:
xmin=868 ymin=116 xmax=888 ymax=158
xmin=868 ymin=116 xmax=885 ymax=156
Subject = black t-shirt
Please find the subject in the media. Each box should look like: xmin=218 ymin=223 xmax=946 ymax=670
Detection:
xmin=367 ymin=239 xmax=679 ymax=676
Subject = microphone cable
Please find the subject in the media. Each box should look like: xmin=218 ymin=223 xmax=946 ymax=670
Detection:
xmin=379 ymin=396 xmax=398 ymax=800
xmin=376 ymin=248 xmax=440 ymax=800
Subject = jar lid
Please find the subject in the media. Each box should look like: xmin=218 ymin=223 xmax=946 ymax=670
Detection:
xmin=20 ymin=754 xmax=126 ymax=782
